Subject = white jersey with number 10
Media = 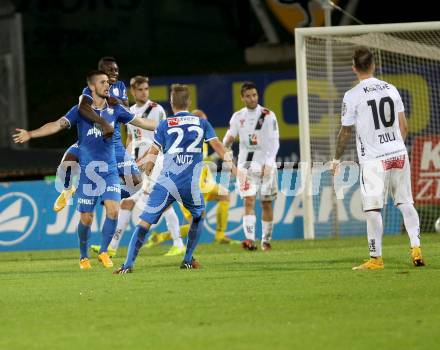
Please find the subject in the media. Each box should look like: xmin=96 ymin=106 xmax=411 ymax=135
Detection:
xmin=341 ymin=77 xmax=407 ymax=163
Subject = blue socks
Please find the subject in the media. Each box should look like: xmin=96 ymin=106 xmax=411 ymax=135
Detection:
xmin=100 ymin=217 xmax=118 ymax=254
xmin=184 ymin=215 xmax=204 ymax=263
xmin=123 ymin=225 xmax=149 ymax=268
xmin=77 ymin=222 xmax=91 ymax=259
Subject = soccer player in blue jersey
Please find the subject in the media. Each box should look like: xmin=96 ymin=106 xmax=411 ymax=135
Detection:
xmin=13 ymin=71 xmax=157 ymax=269
xmin=114 ymin=84 xmax=242 ymax=273
xmin=53 ymin=57 xmax=141 ymax=212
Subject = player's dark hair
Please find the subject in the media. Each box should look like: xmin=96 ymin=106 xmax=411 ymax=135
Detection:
xmin=98 ymin=56 xmax=117 ymax=69
xmin=353 ymin=47 xmax=374 ymax=73
xmin=171 ymin=84 xmax=191 ymax=110
xmin=130 ymin=75 xmax=149 ymax=88
xmin=240 ymin=81 xmax=257 ymax=96
xmin=87 ymin=70 xmax=108 ymax=84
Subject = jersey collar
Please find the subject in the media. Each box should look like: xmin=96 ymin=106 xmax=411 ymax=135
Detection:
xmin=135 ymin=100 xmax=151 ymax=109
xmin=174 ymin=111 xmax=191 ymax=116
xmin=91 ymin=99 xmax=109 ymax=111
xmin=246 ymin=104 xmax=261 ymax=113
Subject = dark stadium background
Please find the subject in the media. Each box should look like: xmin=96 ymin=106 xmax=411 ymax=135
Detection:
xmin=2 ymin=0 xmax=438 ymax=179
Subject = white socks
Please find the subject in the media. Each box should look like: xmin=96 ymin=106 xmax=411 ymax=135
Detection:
xmin=242 ymin=216 xmax=273 ymax=243
xmin=366 ymin=210 xmax=383 ymax=257
xmin=243 ymin=215 xmax=256 ymax=241
xmin=397 ymin=203 xmax=421 ymax=248
xmin=109 ymin=208 xmax=131 ymax=250
xmin=163 ymin=207 xmax=184 ymax=249
xmin=262 ymin=221 xmax=274 ymax=243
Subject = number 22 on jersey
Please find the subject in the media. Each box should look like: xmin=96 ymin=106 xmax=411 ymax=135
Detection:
xmin=167 ymin=126 xmax=203 ymax=154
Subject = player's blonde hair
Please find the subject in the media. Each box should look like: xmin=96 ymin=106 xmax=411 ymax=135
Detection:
xmin=130 ymin=75 xmax=149 ymax=88
xmin=171 ymin=84 xmax=191 ymax=110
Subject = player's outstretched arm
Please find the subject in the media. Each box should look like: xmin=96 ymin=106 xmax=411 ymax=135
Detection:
xmin=12 ymin=117 xmax=69 ymax=144
xmin=107 ymin=96 xmax=129 ymax=107
xmin=222 ymin=129 xmax=235 ymax=149
xmin=398 ymin=111 xmax=408 ymax=141
xmin=138 ymin=144 xmax=159 ymax=176
xmin=209 ymin=138 xmax=238 ymax=177
xmin=78 ymin=97 xmax=114 ymax=139
xmin=129 ymin=116 xmax=157 ymax=131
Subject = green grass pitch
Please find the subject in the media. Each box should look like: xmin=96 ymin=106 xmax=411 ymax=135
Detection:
xmin=1 ymin=234 xmax=440 ymax=350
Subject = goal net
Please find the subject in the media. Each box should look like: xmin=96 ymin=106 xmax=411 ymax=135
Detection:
xmin=295 ymin=22 xmax=440 ymax=239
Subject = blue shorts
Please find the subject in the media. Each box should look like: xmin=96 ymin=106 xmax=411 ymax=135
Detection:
xmin=115 ymin=143 xmax=140 ymax=178
xmin=63 ymin=142 xmax=80 ymax=161
xmin=76 ymin=169 xmax=121 ymax=213
xmin=140 ymin=181 xmax=205 ymax=224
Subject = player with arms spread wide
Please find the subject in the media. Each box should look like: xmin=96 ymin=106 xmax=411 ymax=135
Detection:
xmin=114 ymin=84 xmax=241 ymax=273
xmin=332 ymin=47 xmax=425 ymax=270
xmin=13 ymin=70 xmax=157 ymax=269
xmin=54 ymin=56 xmax=141 ymax=212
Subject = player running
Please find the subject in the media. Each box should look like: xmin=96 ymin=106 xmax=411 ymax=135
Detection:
xmin=114 ymin=84 xmax=242 ymax=273
xmin=332 ymin=46 xmax=425 ymax=270
xmin=53 ymin=57 xmax=141 ymax=212
xmin=13 ymin=70 xmax=157 ymax=269
xmin=90 ymin=75 xmax=185 ymax=257
xmin=223 ymin=82 xmax=280 ymax=251
xmin=145 ymin=108 xmax=237 ymax=249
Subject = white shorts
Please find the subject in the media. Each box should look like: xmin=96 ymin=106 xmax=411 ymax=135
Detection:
xmin=129 ymin=154 xmax=163 ymax=202
xmin=143 ymin=155 xmax=163 ymax=193
xmin=239 ymin=166 xmax=278 ymax=201
xmin=360 ymin=154 xmax=413 ymax=211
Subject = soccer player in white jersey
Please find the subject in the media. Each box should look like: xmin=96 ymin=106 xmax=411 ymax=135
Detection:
xmin=223 ymin=81 xmax=279 ymax=251
xmin=90 ymin=75 xmax=185 ymax=257
xmin=332 ymin=46 xmax=425 ymax=270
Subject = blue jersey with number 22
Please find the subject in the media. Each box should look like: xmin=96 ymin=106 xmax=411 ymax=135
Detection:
xmin=153 ymin=112 xmax=217 ymax=186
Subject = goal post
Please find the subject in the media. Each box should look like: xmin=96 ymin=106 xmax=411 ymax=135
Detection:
xmin=295 ymin=21 xmax=440 ymax=239
xmin=0 ymin=13 xmax=27 ymax=149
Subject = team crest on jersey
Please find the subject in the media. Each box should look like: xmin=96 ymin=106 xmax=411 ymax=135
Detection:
xmin=112 ymin=87 xmax=120 ymax=96
xmin=248 ymin=134 xmax=258 ymax=145
xmin=239 ymin=119 xmax=245 ymax=127
xmin=107 ymin=108 xmax=114 ymax=115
